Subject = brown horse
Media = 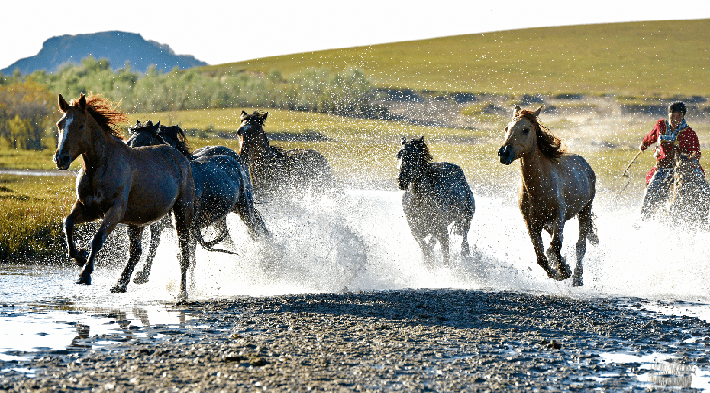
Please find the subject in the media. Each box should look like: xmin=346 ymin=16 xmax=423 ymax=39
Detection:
xmin=667 ymin=153 xmax=710 ymax=227
xmin=498 ymin=105 xmax=598 ymax=286
xmin=53 ymin=93 xmax=196 ymax=300
xmin=236 ymin=111 xmax=335 ymax=200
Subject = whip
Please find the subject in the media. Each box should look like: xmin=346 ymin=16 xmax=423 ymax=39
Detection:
xmin=616 ymin=149 xmax=644 ymax=197
xmin=622 ymin=150 xmax=643 ymax=178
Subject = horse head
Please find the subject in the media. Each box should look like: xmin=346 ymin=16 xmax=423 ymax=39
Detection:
xmin=498 ymin=105 xmax=542 ymax=165
xmin=54 ymin=93 xmax=93 ymax=170
xmin=157 ymin=125 xmax=191 ymax=157
xmin=498 ymin=105 xmax=563 ymax=164
xmin=397 ymin=136 xmax=432 ymax=190
xmin=126 ymin=120 xmax=162 ymax=148
xmin=669 ymin=152 xmax=710 ymax=224
xmin=236 ymin=110 xmax=269 ymax=155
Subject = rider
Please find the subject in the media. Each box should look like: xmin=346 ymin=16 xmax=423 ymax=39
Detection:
xmin=639 ymin=101 xmax=704 ymax=220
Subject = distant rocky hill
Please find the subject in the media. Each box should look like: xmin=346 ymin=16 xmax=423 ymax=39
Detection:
xmin=1 ymin=31 xmax=207 ymax=76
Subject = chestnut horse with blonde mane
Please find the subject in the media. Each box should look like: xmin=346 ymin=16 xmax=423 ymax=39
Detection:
xmin=53 ymin=93 xmax=196 ymax=300
xmin=498 ymin=105 xmax=597 ymax=286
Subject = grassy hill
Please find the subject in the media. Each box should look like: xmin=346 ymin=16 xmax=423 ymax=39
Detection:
xmin=203 ymin=19 xmax=710 ymax=97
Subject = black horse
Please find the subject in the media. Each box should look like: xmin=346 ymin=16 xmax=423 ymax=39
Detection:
xmin=126 ymin=121 xmax=269 ymax=284
xmin=397 ymin=136 xmax=475 ymax=266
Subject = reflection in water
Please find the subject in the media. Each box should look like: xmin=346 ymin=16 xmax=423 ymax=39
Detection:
xmin=647 ymin=362 xmax=695 ymax=388
xmin=67 ymin=323 xmax=91 ymax=350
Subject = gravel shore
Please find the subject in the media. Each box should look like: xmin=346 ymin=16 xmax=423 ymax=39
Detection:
xmin=3 ymin=289 xmax=710 ymax=392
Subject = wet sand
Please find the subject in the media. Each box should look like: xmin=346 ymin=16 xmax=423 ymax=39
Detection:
xmin=2 ymin=288 xmax=710 ymax=392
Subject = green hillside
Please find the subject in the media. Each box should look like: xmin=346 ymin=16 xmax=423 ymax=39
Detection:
xmin=203 ymin=19 xmax=710 ymax=97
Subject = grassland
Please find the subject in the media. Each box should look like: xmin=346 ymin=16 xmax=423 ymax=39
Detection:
xmin=4 ymin=18 xmax=710 ymax=261
xmin=203 ymin=19 xmax=710 ymax=98
xmin=0 ymin=174 xmax=74 ymax=261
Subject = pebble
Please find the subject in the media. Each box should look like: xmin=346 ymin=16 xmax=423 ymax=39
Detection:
xmin=2 ymin=289 xmax=710 ymax=392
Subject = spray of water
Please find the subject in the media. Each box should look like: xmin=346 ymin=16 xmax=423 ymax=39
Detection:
xmin=123 ymin=184 xmax=710 ymax=304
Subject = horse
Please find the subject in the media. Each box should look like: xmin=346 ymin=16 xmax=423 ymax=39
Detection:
xmin=125 ymin=121 xmax=270 ymax=285
xmin=397 ymin=136 xmax=475 ymax=266
xmin=236 ymin=110 xmax=335 ymax=200
xmin=53 ymin=93 xmax=196 ymax=300
xmin=667 ymin=153 xmax=710 ymax=228
xmin=498 ymin=105 xmax=598 ymax=286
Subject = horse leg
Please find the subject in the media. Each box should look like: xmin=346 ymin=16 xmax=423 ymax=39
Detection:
xmin=526 ymin=222 xmax=557 ymax=279
xmin=63 ymin=201 xmax=98 ymax=268
xmin=77 ymin=204 xmax=124 ymax=285
xmin=172 ymin=204 xmax=194 ymax=302
xmin=235 ymin=182 xmax=270 ymax=240
xmin=549 ymin=216 xmax=572 ymax=281
xmin=574 ymin=205 xmax=594 ymax=287
xmin=134 ymin=219 xmax=165 ymax=284
xmin=457 ymin=218 xmax=472 ymax=259
xmin=111 ymin=225 xmax=144 ymax=293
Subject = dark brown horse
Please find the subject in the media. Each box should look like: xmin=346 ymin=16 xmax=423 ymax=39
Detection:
xmin=236 ymin=111 xmax=335 ymax=200
xmin=126 ymin=121 xmax=269 ymax=284
xmin=667 ymin=153 xmax=710 ymax=227
xmin=498 ymin=105 xmax=597 ymax=286
xmin=53 ymin=93 xmax=196 ymax=300
xmin=397 ymin=136 xmax=475 ymax=266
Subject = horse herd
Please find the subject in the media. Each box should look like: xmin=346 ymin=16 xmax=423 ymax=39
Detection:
xmin=52 ymin=93 xmax=707 ymax=300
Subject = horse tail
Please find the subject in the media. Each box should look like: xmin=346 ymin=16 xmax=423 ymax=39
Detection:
xmin=193 ymin=226 xmax=238 ymax=255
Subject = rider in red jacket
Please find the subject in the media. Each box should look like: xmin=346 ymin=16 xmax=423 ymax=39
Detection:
xmin=639 ymin=102 xmax=704 ymax=220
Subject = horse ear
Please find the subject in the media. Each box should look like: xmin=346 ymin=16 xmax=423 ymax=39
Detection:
xmin=156 ymin=121 xmax=161 ymax=127
xmin=78 ymin=93 xmax=86 ymax=110
xmin=262 ymin=112 xmax=268 ymax=121
xmin=240 ymin=111 xmax=248 ymax=120
xmin=534 ymin=105 xmax=543 ymax=117
xmin=513 ymin=105 xmax=521 ymax=118
xmin=58 ymin=94 xmax=68 ymax=112
xmin=401 ymin=136 xmax=406 ymax=145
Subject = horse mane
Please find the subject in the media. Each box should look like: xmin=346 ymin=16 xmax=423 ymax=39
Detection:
xmin=72 ymin=94 xmax=127 ymax=139
xmin=407 ymin=138 xmax=433 ymax=163
xmin=158 ymin=125 xmax=191 ymax=157
xmin=519 ymin=110 xmax=565 ymax=159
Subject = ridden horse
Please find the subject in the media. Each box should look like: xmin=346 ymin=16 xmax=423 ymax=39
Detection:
xmin=126 ymin=121 xmax=269 ymax=284
xmin=667 ymin=153 xmax=710 ymax=227
xmin=236 ymin=110 xmax=335 ymax=200
xmin=397 ymin=136 xmax=475 ymax=266
xmin=53 ymin=94 xmax=196 ymax=300
xmin=498 ymin=105 xmax=597 ymax=286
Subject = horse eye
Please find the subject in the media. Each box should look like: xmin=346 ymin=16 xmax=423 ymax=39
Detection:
xmin=522 ymin=128 xmax=530 ymax=135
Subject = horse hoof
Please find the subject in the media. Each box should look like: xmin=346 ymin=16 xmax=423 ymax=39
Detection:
xmin=74 ymin=250 xmax=89 ymax=267
xmin=110 ymin=285 xmax=127 ymax=293
xmin=176 ymin=291 xmax=188 ymax=304
xmin=133 ymin=272 xmax=149 ymax=285
xmin=75 ymin=274 xmax=91 ymax=285
xmin=572 ymin=278 xmax=583 ymax=287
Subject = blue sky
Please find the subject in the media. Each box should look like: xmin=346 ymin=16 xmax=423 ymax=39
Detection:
xmin=3 ymin=0 xmax=710 ymax=70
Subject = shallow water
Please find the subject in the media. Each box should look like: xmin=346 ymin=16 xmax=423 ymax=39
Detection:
xmin=3 ymin=187 xmax=710 ymax=388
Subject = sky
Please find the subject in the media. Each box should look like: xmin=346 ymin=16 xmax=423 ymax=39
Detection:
xmin=2 ymin=0 xmax=710 ymax=71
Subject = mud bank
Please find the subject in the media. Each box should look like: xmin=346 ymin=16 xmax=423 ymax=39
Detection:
xmin=3 ymin=289 xmax=710 ymax=392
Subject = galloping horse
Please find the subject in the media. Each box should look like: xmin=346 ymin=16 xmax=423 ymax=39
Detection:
xmin=498 ymin=106 xmax=597 ymax=286
xmin=236 ymin=111 xmax=335 ymax=200
xmin=398 ymin=136 xmax=475 ymax=266
xmin=53 ymin=94 xmax=196 ymax=299
xmin=667 ymin=153 xmax=710 ymax=227
xmin=126 ymin=121 xmax=269 ymax=284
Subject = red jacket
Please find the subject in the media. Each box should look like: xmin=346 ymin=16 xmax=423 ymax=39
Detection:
xmin=641 ymin=119 xmax=703 ymax=184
